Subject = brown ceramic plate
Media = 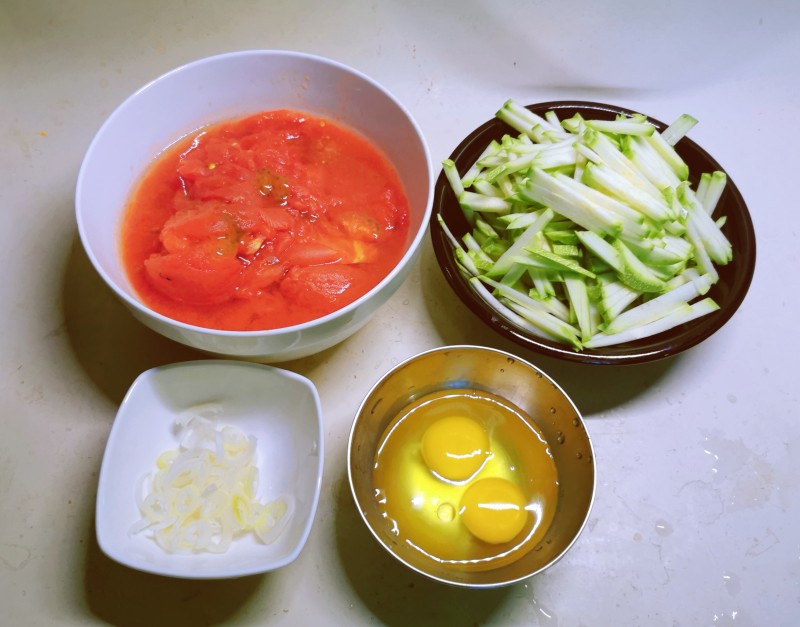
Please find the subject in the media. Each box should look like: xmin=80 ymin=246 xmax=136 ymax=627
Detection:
xmin=430 ymin=101 xmax=757 ymax=365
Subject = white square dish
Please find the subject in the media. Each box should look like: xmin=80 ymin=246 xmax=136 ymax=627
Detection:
xmin=95 ymin=359 xmax=323 ymax=578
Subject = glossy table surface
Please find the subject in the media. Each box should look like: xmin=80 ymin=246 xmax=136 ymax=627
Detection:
xmin=2 ymin=1 xmax=798 ymax=625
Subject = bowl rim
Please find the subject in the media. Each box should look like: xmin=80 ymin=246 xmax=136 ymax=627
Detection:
xmin=75 ymin=49 xmax=434 ymax=338
xmin=346 ymin=343 xmax=597 ymax=588
xmin=94 ymin=358 xmax=324 ymax=578
xmin=430 ymin=100 xmax=757 ymax=365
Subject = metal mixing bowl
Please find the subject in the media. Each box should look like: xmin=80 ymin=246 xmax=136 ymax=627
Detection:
xmin=347 ymin=345 xmax=595 ymax=587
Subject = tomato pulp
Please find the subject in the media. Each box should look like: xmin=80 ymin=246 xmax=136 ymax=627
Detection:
xmin=120 ymin=110 xmax=410 ymax=331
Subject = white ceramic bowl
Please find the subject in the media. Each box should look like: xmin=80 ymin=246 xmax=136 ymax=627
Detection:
xmin=95 ymin=360 xmax=324 ymax=578
xmin=76 ymin=50 xmax=433 ymax=361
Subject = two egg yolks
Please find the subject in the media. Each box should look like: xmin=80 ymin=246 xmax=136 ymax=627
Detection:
xmin=419 ymin=416 xmax=528 ymax=545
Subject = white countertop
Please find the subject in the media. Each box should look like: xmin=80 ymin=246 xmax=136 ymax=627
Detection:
xmin=2 ymin=1 xmax=798 ymax=624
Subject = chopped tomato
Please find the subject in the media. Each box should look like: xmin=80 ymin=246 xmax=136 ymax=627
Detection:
xmin=190 ymin=168 xmax=258 ymax=203
xmin=254 ymin=207 xmax=296 ymax=233
xmin=160 ymin=205 xmax=238 ymax=254
xmin=279 ymin=265 xmax=356 ymax=311
xmin=237 ymin=255 xmax=285 ymax=298
xmin=281 ymin=242 xmax=343 ymax=266
xmin=121 ymin=109 xmax=410 ymax=331
xmin=334 ymin=211 xmax=381 ymax=242
xmin=144 ymin=249 xmax=241 ymax=305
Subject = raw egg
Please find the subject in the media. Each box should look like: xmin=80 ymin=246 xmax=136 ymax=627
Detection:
xmin=372 ymin=388 xmax=558 ymax=572
xmin=421 ymin=415 xmax=489 ymax=481
xmin=459 ymin=477 xmax=528 ymax=545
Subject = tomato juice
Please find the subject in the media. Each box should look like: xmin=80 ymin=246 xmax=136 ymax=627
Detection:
xmin=120 ymin=109 xmax=410 ymax=331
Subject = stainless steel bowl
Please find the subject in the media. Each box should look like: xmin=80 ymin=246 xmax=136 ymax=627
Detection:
xmin=347 ymin=345 xmax=595 ymax=587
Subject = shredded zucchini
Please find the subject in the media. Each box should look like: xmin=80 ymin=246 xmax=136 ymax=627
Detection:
xmin=440 ymin=100 xmax=731 ymax=350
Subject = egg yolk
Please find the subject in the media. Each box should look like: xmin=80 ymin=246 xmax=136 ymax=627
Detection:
xmin=420 ymin=416 xmax=490 ymax=482
xmin=459 ymin=477 xmax=528 ymax=544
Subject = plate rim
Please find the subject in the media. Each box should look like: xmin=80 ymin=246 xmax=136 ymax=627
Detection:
xmin=430 ymin=100 xmax=757 ymax=365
